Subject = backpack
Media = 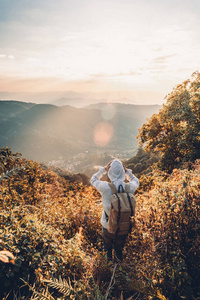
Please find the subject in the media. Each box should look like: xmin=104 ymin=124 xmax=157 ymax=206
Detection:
xmin=106 ymin=183 xmax=136 ymax=235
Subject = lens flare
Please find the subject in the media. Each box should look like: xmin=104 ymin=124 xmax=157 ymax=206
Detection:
xmin=94 ymin=122 xmax=113 ymax=147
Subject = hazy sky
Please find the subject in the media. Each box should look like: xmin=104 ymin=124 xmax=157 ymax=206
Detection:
xmin=0 ymin=0 xmax=199 ymax=103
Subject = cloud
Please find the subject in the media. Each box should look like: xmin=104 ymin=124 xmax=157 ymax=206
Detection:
xmin=27 ymin=58 xmax=41 ymax=63
xmin=91 ymin=72 xmax=142 ymax=78
xmin=0 ymin=54 xmax=14 ymax=59
xmin=0 ymin=0 xmax=199 ymax=99
xmin=153 ymin=54 xmax=176 ymax=64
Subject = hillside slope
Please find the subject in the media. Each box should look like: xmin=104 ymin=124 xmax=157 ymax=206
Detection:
xmin=0 ymin=148 xmax=199 ymax=300
xmin=0 ymin=101 xmax=161 ymax=162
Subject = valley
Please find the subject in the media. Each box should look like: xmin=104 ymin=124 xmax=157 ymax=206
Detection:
xmin=0 ymin=100 xmax=161 ymax=173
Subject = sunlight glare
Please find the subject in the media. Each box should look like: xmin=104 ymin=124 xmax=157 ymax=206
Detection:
xmin=93 ymin=122 xmax=113 ymax=147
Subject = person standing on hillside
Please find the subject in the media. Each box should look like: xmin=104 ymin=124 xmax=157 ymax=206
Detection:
xmin=90 ymin=159 xmax=139 ymax=261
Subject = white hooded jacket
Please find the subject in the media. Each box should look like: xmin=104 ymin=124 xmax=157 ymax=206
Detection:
xmin=90 ymin=159 xmax=139 ymax=229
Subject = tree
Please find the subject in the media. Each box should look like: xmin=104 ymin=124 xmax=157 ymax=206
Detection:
xmin=137 ymin=72 xmax=200 ymax=172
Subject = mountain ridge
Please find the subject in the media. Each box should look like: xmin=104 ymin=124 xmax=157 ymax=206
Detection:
xmin=0 ymin=100 xmax=161 ymax=163
xmin=0 ymin=89 xmax=164 ymax=106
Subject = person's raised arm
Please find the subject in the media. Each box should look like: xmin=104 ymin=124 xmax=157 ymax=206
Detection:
xmin=125 ymin=167 xmax=139 ymax=193
xmin=90 ymin=161 xmax=112 ymax=193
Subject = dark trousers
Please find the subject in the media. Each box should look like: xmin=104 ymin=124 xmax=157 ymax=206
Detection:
xmin=102 ymin=227 xmax=127 ymax=261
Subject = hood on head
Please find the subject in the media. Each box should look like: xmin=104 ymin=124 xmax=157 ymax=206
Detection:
xmin=108 ymin=159 xmax=125 ymax=182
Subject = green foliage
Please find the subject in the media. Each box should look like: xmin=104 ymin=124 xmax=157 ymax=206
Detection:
xmin=138 ymin=72 xmax=200 ymax=172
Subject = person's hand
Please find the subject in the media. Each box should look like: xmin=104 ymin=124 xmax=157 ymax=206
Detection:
xmin=105 ymin=161 xmax=112 ymax=172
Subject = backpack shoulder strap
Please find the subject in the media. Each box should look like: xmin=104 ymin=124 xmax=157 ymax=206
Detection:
xmin=125 ymin=183 xmax=130 ymax=193
xmin=108 ymin=183 xmax=118 ymax=194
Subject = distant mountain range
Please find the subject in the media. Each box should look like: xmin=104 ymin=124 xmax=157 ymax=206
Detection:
xmin=0 ymin=100 xmax=161 ymax=162
xmin=0 ymin=90 xmax=164 ymax=107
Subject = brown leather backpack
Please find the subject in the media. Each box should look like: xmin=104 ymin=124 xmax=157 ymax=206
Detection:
xmin=106 ymin=183 xmax=136 ymax=235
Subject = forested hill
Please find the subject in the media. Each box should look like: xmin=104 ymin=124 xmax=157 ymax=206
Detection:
xmin=0 ymin=100 xmax=161 ymax=162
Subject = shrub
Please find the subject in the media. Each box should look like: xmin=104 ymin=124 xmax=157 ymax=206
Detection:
xmin=0 ymin=148 xmax=199 ymax=299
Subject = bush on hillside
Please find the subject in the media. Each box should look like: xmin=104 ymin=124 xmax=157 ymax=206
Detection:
xmin=138 ymin=72 xmax=200 ymax=172
xmin=125 ymin=147 xmax=160 ymax=178
xmin=0 ymin=148 xmax=199 ymax=299
xmin=126 ymin=162 xmax=200 ymax=299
